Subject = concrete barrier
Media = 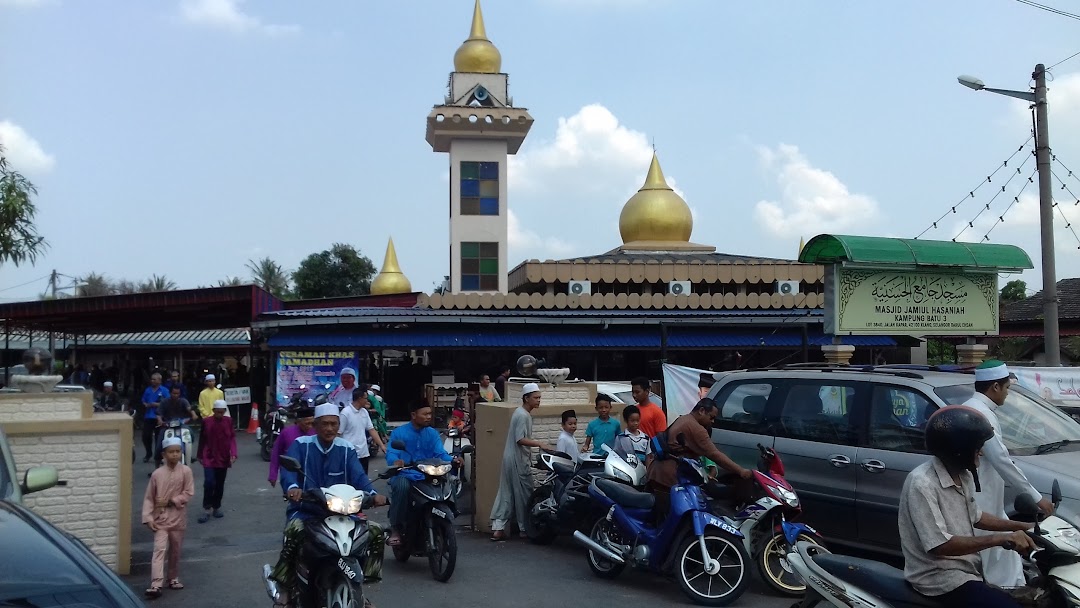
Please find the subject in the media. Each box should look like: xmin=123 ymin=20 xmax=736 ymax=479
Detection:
xmin=1 ymin=392 xmax=133 ymax=574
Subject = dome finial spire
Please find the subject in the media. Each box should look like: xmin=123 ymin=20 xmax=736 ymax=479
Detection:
xmin=370 ymin=237 xmax=413 ymax=295
xmin=454 ymin=0 xmax=502 ymax=73
xmin=618 ymin=151 xmax=693 ymax=243
xmin=641 ymin=151 xmax=670 ymax=191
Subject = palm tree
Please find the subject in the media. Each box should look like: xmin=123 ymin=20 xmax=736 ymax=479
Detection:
xmin=0 ymin=144 xmax=48 ymax=266
xmin=77 ymin=272 xmax=113 ymax=297
xmin=113 ymin=279 xmax=138 ymax=294
xmin=246 ymin=257 xmax=290 ymax=299
xmin=139 ymin=274 xmax=177 ymax=293
xmin=217 ymin=276 xmax=244 ymax=287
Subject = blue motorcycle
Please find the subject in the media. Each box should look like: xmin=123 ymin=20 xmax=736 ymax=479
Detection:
xmin=574 ymin=457 xmax=750 ymax=606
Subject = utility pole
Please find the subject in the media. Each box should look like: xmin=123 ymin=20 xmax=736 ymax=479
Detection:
xmin=1033 ymin=64 xmax=1061 ymax=366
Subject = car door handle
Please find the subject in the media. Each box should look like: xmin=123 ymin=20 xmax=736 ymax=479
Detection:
xmin=828 ymin=455 xmax=851 ymax=468
xmin=862 ymin=459 xmax=886 ymax=473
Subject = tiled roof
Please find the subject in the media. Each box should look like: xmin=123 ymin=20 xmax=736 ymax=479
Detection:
xmin=1002 ymin=278 xmax=1080 ymax=322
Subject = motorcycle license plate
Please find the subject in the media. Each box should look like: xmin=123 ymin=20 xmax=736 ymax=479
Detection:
xmin=706 ymin=514 xmax=740 ymax=536
xmin=337 ymin=557 xmax=359 ymax=581
xmin=431 ymin=507 xmax=448 ymax=520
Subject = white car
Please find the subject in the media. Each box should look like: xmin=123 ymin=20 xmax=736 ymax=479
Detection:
xmin=593 ymin=382 xmax=664 ymax=410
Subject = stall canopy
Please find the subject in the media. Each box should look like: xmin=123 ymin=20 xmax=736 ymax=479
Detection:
xmin=0 ymin=285 xmax=282 ymax=336
xmin=799 ymin=234 xmax=1034 ymax=272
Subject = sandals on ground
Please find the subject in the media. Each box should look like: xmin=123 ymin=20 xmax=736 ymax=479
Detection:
xmin=144 ymin=586 xmax=162 ymax=598
xmin=490 ymin=531 xmax=508 ymax=542
xmin=168 ymin=579 xmax=184 ymax=590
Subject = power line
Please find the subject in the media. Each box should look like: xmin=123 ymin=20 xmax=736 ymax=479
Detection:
xmin=1052 ymin=196 xmax=1080 ymax=249
xmin=0 ymin=274 xmax=50 ymax=293
xmin=975 ymin=166 xmax=1038 ymax=242
xmin=954 ymin=151 xmax=1035 ymax=240
xmin=1016 ymin=0 xmax=1080 ymax=21
xmin=914 ymin=137 xmax=1033 ymax=239
xmin=1049 ymin=49 xmax=1080 ymax=71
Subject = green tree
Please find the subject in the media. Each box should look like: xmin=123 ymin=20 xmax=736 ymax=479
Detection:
xmin=291 ymin=243 xmax=376 ymax=300
xmin=0 ymin=144 xmax=47 ymax=266
xmin=246 ymin=257 xmax=291 ymax=299
xmin=77 ymin=272 xmax=113 ymax=297
xmin=217 ymin=276 xmax=244 ymax=287
xmin=113 ymin=279 xmax=139 ymax=294
xmin=139 ymin=274 xmax=177 ymax=293
xmin=1000 ymin=279 xmax=1028 ymax=304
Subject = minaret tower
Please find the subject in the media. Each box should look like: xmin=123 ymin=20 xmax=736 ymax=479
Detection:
xmin=426 ymin=0 xmax=533 ymax=293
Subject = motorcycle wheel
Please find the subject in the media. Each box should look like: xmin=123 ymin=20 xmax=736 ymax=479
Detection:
xmin=427 ymin=517 xmax=457 ymax=582
xmin=675 ymin=529 xmax=749 ymax=606
xmin=324 ymin=574 xmax=363 ymax=608
xmin=260 ymin=437 xmax=272 ymax=462
xmin=525 ymin=486 xmax=558 ymax=545
xmin=755 ymin=531 xmax=821 ymax=597
xmin=585 ymin=517 xmax=626 ymax=579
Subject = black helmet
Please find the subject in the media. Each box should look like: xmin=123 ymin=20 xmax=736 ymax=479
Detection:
xmin=925 ymin=405 xmax=995 ymax=491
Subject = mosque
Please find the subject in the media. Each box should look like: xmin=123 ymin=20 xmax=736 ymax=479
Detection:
xmin=254 ymin=0 xmax=908 ymax=403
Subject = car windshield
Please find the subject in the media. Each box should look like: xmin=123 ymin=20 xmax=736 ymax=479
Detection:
xmin=612 ymin=391 xmax=664 ymax=409
xmin=934 ymin=382 xmax=1080 ymax=454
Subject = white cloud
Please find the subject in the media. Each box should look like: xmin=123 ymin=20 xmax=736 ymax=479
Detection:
xmin=508 ymin=209 xmax=573 ymax=260
xmin=0 ymin=121 xmax=55 ymax=174
xmin=753 ymin=144 xmax=879 ymax=238
xmin=179 ymin=0 xmax=298 ymax=36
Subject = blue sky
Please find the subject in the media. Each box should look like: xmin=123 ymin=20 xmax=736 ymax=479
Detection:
xmin=2 ymin=0 xmax=1080 ymax=301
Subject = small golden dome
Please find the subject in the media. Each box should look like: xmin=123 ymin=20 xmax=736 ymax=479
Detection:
xmin=453 ymin=0 xmax=501 ymax=74
xmin=370 ymin=237 xmax=413 ymax=295
xmin=618 ymin=153 xmax=694 ymax=244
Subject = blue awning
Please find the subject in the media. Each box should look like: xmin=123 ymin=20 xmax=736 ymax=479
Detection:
xmin=268 ymin=328 xmax=896 ymax=349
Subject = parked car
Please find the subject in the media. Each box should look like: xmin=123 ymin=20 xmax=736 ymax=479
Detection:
xmin=0 ymin=499 xmax=147 ymax=606
xmin=594 ymin=382 xmax=664 ymax=410
xmin=0 ymin=425 xmax=59 ymax=504
xmin=706 ymin=364 xmax=1080 ymax=555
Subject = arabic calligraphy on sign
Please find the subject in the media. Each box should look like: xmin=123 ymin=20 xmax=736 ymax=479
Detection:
xmin=869 ymin=274 xmax=971 ymax=304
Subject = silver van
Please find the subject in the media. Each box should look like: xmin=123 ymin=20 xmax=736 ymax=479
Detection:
xmin=706 ymin=365 xmax=1080 ymax=554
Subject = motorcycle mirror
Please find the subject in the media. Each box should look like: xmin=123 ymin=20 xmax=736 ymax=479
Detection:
xmin=1053 ymin=479 xmax=1062 ymax=509
xmin=391 ymin=439 xmax=406 ymax=451
xmin=279 ymin=456 xmax=302 ymax=474
xmin=460 ymin=445 xmax=474 ymax=454
xmin=1014 ymin=492 xmax=1040 ymax=517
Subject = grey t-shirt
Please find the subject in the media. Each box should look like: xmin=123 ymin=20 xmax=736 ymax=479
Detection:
xmin=898 ymin=458 xmax=984 ymax=596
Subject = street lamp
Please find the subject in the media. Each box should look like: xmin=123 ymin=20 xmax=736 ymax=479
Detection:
xmin=958 ymin=64 xmax=1060 ymax=366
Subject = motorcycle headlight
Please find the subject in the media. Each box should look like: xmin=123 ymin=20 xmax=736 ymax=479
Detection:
xmin=418 ymin=463 xmax=452 ymax=477
xmin=775 ymin=486 xmax=799 ymax=508
xmin=325 ymin=493 xmax=362 ymax=515
xmin=612 ymin=469 xmax=633 ymax=483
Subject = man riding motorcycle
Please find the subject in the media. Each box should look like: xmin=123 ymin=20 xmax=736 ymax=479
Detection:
xmin=898 ymin=405 xmax=1037 ymax=607
xmin=385 ymin=402 xmax=461 ymax=548
xmin=269 ymin=403 xmax=389 ymax=608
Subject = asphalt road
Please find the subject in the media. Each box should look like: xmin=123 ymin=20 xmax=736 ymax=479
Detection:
xmin=122 ymin=432 xmax=796 ymax=608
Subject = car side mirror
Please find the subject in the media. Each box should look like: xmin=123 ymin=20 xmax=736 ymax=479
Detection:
xmin=21 ymin=466 xmax=59 ymax=495
xmin=460 ymin=445 xmax=474 ymax=455
xmin=279 ymin=456 xmax=302 ymax=474
xmin=391 ymin=440 xmax=406 ymax=451
xmin=1014 ymin=492 xmax=1040 ymax=517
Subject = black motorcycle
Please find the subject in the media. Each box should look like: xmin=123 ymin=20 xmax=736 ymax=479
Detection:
xmin=525 ymin=449 xmax=613 ymax=545
xmin=263 ymin=456 xmax=379 ymax=608
xmin=260 ymin=405 xmax=289 ymax=462
xmin=378 ymin=440 xmax=473 ymax=583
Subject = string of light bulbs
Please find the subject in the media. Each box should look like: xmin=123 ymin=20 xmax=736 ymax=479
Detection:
xmin=914 ymin=137 xmax=1033 ymax=239
xmin=970 ymin=166 xmax=1038 ymax=242
xmin=954 ymin=153 xmax=1035 ymax=241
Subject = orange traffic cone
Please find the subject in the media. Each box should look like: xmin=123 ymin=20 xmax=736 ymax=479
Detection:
xmin=247 ymin=403 xmax=260 ymax=434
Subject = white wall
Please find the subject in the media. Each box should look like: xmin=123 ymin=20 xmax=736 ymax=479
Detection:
xmin=449 ymin=139 xmax=509 ymax=293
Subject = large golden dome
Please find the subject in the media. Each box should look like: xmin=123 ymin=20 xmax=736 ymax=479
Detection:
xmin=453 ymin=0 xmax=501 ymax=74
xmin=619 ymin=153 xmax=694 ymax=243
xmin=370 ymin=237 xmax=413 ymax=295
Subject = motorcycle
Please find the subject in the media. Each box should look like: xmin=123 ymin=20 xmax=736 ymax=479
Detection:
xmin=377 ymin=439 xmax=473 ymax=582
xmin=706 ymin=443 xmax=823 ymax=596
xmin=160 ymin=419 xmax=193 ymax=465
xmin=788 ymin=479 xmax=1080 ymax=608
xmin=261 ymin=405 xmax=289 ymax=462
xmin=262 ymin=455 xmax=378 ymax=608
xmin=443 ymin=427 xmax=472 ymax=498
xmin=526 ymin=442 xmax=645 ymax=545
xmin=574 ymin=456 xmax=751 ymax=607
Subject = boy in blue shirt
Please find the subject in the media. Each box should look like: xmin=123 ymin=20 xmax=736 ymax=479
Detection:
xmin=582 ymin=394 xmax=621 ymax=456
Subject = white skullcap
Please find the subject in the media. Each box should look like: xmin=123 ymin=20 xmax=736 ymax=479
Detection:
xmin=370 ymin=384 xmax=381 ymax=392
xmin=314 ymin=403 xmax=339 ymax=419
xmin=522 ymin=383 xmax=540 ymax=396
xmin=975 ymin=360 xmax=1011 ymax=383
xmin=340 ymin=368 xmax=356 ymax=377
xmin=103 ymin=381 xmax=113 ymax=388
xmin=205 ymin=374 xmax=216 ymax=382
xmin=162 ymin=437 xmax=182 ymax=449
xmin=212 ymin=399 xmax=228 ymax=410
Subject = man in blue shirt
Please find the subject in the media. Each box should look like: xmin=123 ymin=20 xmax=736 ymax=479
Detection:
xmin=270 ymin=403 xmax=388 ymax=608
xmin=385 ymin=402 xmax=458 ymax=547
xmin=140 ymin=372 xmax=170 ymax=463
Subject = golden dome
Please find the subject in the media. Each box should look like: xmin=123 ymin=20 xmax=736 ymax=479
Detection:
xmin=618 ymin=153 xmax=694 ymax=244
xmin=453 ymin=0 xmax=501 ymax=74
xmin=370 ymin=237 xmax=413 ymax=295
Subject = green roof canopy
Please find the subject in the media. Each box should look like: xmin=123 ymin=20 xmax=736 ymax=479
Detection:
xmin=798 ymin=234 xmax=1033 ymax=271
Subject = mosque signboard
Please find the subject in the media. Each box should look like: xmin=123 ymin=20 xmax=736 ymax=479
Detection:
xmin=824 ymin=267 xmax=998 ymax=336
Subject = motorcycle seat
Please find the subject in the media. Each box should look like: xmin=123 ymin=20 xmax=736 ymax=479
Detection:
xmin=552 ymin=462 xmax=576 ymax=479
xmin=595 ymin=478 xmax=655 ymax=510
xmin=813 ymin=554 xmax=940 ymax=608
